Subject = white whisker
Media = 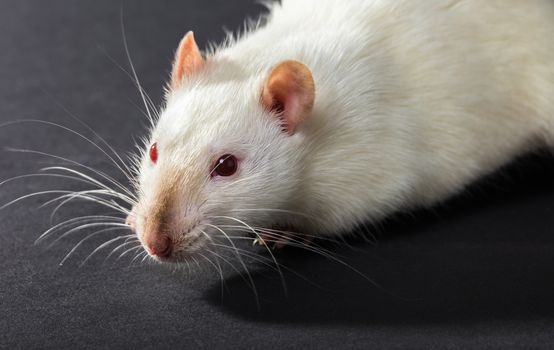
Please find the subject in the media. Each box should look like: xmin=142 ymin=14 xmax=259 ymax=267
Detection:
xmin=0 ymin=119 xmax=131 ymax=179
xmin=104 ymin=238 xmax=140 ymax=262
xmin=36 ymin=215 xmax=124 ymax=244
xmin=5 ymin=148 xmax=135 ymax=201
xmin=40 ymin=87 xmax=136 ymax=180
xmin=49 ymin=222 xmax=129 ymax=249
xmin=79 ymin=234 xmax=136 ymax=267
xmin=59 ymin=226 xmax=129 ymax=266
xmin=1 ymin=190 xmax=75 ymax=211
xmin=97 ymin=45 xmax=160 ymax=128
xmin=120 ymin=10 xmax=157 ymax=128
xmin=211 ymin=216 xmax=287 ymax=296
xmin=198 ymin=251 xmax=225 ymax=297
xmin=41 ymin=166 xmax=136 ymax=202
xmin=209 ymin=241 xmax=329 ymax=292
xmin=117 ymin=244 xmax=143 ymax=261
xmin=41 ymin=190 xmax=131 ymax=218
xmin=202 ymin=225 xmax=261 ymax=305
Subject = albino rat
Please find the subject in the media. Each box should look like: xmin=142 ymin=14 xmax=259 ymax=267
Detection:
xmin=126 ymin=0 xmax=554 ymax=261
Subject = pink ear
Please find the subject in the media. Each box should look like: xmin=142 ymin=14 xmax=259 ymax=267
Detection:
xmin=261 ymin=60 xmax=315 ymax=134
xmin=170 ymin=31 xmax=204 ymax=89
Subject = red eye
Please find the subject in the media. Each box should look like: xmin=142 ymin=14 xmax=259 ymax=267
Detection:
xmin=213 ymin=154 xmax=238 ymax=177
xmin=149 ymin=143 xmax=158 ymax=163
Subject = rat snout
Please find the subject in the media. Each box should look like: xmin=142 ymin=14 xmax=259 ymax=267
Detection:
xmin=136 ymin=188 xmax=177 ymax=258
xmin=144 ymin=235 xmax=173 ymax=258
xmin=134 ymin=184 xmax=202 ymax=260
xmin=141 ymin=212 xmax=174 ymax=258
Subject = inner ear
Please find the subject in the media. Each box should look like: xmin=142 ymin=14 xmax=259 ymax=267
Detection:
xmin=170 ymin=31 xmax=205 ymax=90
xmin=261 ymin=60 xmax=315 ymax=134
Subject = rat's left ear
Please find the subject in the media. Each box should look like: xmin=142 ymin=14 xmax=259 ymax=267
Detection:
xmin=170 ymin=31 xmax=204 ymax=90
xmin=261 ymin=60 xmax=315 ymax=134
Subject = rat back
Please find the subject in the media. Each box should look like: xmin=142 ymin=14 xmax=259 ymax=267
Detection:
xmin=214 ymin=0 xmax=554 ymax=233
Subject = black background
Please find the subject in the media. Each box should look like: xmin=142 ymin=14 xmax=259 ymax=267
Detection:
xmin=1 ymin=1 xmax=554 ymax=348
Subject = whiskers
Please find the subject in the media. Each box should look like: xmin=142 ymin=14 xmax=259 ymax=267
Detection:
xmin=0 ymin=116 xmax=144 ymax=268
xmin=0 ymin=13 xmax=158 ymax=269
xmin=0 ymin=150 xmax=141 ymax=267
xmin=189 ymin=212 xmax=390 ymax=308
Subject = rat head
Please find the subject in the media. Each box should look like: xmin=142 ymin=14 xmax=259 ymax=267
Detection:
xmin=127 ymin=32 xmax=316 ymax=262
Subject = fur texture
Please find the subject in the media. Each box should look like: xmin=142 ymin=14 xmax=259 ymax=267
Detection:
xmin=132 ymin=0 xmax=554 ymax=258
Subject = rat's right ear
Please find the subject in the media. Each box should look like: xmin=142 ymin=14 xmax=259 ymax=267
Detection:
xmin=261 ymin=60 xmax=315 ymax=135
xmin=170 ymin=31 xmax=205 ymax=90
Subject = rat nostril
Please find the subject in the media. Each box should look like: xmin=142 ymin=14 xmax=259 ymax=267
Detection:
xmin=148 ymin=236 xmax=172 ymax=258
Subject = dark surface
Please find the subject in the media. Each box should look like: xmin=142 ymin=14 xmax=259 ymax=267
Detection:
xmin=1 ymin=1 xmax=554 ymax=349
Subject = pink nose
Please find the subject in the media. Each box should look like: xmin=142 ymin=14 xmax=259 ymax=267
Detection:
xmin=147 ymin=236 xmax=172 ymax=258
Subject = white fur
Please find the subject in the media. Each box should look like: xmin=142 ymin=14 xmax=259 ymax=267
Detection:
xmin=136 ymin=0 xmax=554 ymax=244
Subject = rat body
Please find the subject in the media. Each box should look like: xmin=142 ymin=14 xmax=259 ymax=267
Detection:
xmin=129 ymin=0 xmax=554 ymax=261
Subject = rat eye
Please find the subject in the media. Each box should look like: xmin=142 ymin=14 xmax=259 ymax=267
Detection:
xmin=149 ymin=143 xmax=158 ymax=164
xmin=212 ymin=154 xmax=238 ymax=177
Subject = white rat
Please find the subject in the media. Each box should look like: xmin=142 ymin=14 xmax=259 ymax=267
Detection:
xmin=127 ymin=0 xmax=554 ymax=261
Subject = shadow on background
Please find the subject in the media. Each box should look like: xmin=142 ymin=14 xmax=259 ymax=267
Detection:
xmin=203 ymin=151 xmax=554 ymax=325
